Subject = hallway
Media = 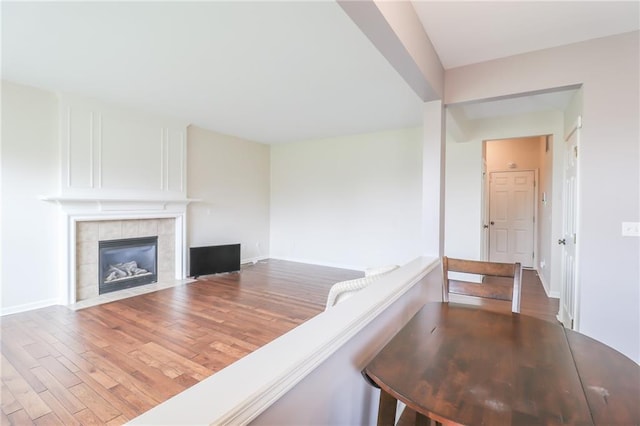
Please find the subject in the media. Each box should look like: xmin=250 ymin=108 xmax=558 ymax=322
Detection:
xmin=519 ymin=268 xmax=560 ymax=323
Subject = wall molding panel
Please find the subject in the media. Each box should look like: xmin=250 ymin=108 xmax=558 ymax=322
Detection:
xmin=59 ymin=95 xmax=188 ymax=200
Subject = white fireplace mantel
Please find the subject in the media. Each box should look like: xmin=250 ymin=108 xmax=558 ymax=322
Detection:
xmin=40 ymin=95 xmax=203 ymax=305
xmin=41 ymin=195 xmax=201 ymax=213
xmin=44 ymin=195 xmax=200 ymax=305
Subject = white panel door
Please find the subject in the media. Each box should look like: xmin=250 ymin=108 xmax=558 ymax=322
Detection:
xmin=489 ymin=171 xmax=535 ymax=267
xmin=560 ymin=121 xmax=580 ymax=329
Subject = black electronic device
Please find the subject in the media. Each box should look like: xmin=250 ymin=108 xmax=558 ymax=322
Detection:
xmin=189 ymin=243 xmax=240 ymax=278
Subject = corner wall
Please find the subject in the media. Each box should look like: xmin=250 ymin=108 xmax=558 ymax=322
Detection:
xmin=187 ymin=126 xmax=270 ymax=263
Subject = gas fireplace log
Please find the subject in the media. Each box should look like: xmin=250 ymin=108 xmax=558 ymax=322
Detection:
xmin=105 ymin=261 xmax=149 ymax=282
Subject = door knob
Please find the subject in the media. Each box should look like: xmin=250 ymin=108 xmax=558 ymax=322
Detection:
xmin=490 ymin=221 xmax=495 ymax=225
xmin=558 ymin=238 xmax=566 ymax=245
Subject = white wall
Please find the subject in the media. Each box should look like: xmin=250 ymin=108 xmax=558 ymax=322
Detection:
xmin=486 ymin=136 xmax=543 ymax=172
xmin=270 ymin=127 xmax=423 ymax=270
xmin=445 ymin=111 xmax=564 ymax=296
xmin=1 ymin=81 xmax=60 ymax=313
xmin=187 ymin=126 xmax=270 ymax=263
xmin=446 ymin=31 xmax=640 ymax=362
xmin=444 ymin=140 xmax=482 ymax=260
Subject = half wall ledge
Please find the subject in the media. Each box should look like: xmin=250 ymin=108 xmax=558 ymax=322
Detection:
xmin=128 ymin=256 xmax=443 ymax=426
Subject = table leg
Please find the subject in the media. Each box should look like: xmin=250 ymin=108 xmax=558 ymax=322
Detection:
xmin=377 ymin=390 xmax=397 ymax=426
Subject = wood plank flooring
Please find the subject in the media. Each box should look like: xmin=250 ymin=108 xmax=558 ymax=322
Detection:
xmin=1 ymin=261 xmax=558 ymax=426
xmin=518 ymin=268 xmax=560 ymax=323
xmin=1 ymin=260 xmax=360 ymax=425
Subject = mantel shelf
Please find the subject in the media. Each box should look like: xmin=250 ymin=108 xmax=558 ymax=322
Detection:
xmin=41 ymin=196 xmax=202 ymax=204
xmin=40 ymin=195 xmax=202 ymax=214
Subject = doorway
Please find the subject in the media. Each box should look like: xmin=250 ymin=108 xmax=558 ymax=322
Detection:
xmin=444 ymin=86 xmax=579 ymax=301
xmin=481 ymin=136 xmax=546 ymax=269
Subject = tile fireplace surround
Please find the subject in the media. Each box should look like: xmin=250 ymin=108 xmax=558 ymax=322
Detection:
xmin=76 ymin=218 xmax=175 ymax=301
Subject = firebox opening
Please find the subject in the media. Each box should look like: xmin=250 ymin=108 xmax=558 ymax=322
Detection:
xmin=98 ymin=236 xmax=158 ymax=294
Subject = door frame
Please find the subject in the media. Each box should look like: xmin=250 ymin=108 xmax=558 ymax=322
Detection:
xmin=482 ymin=167 xmax=539 ymax=268
xmin=558 ymin=116 xmax=582 ymax=330
xmin=481 ymin=159 xmax=489 ymax=261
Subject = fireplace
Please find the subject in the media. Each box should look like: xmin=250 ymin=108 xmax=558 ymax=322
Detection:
xmin=99 ymin=236 xmax=158 ymax=294
xmin=46 ymin=197 xmax=191 ymax=304
xmin=74 ymin=218 xmax=178 ymax=302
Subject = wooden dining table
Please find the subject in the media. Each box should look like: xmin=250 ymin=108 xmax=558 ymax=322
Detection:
xmin=363 ymin=302 xmax=640 ymax=425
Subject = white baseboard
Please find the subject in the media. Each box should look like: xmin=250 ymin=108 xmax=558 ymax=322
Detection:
xmin=535 ymin=268 xmax=560 ymax=299
xmin=241 ymin=255 xmax=270 ymax=265
xmin=1 ymin=298 xmax=60 ymax=316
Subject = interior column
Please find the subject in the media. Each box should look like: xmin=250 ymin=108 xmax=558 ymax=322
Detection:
xmin=421 ymin=100 xmax=445 ymax=257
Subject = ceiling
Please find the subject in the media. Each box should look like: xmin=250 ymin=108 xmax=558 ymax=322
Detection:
xmin=413 ymin=1 xmax=640 ymax=69
xmin=2 ymin=2 xmax=638 ymax=144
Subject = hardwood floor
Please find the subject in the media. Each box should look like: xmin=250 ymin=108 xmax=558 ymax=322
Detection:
xmin=1 ymin=261 xmax=559 ymax=426
xmin=0 ymin=260 xmax=360 ymax=425
xmin=518 ymin=268 xmax=560 ymax=323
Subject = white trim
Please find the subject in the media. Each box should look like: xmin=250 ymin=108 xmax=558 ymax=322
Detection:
xmin=179 ymin=131 xmax=186 ymax=192
xmin=481 ymin=160 xmax=489 ymax=261
xmin=534 ymin=168 xmax=539 ymax=269
xmin=536 ymin=267 xmax=559 ymax=298
xmin=241 ymin=255 xmax=270 ymax=266
xmin=1 ymin=298 xmax=60 ymax=317
xmin=40 ymin=195 xmax=200 ymax=206
xmin=96 ymin=112 xmax=103 ymax=188
xmin=65 ymin=105 xmax=72 ymax=188
xmin=560 ymin=116 xmax=582 ymax=331
xmin=564 ymin=115 xmax=582 ymax=141
xmin=89 ymin=112 xmax=94 ymax=188
xmin=160 ymin=128 xmax=166 ymax=190
xmin=129 ymin=256 xmax=438 ymax=426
